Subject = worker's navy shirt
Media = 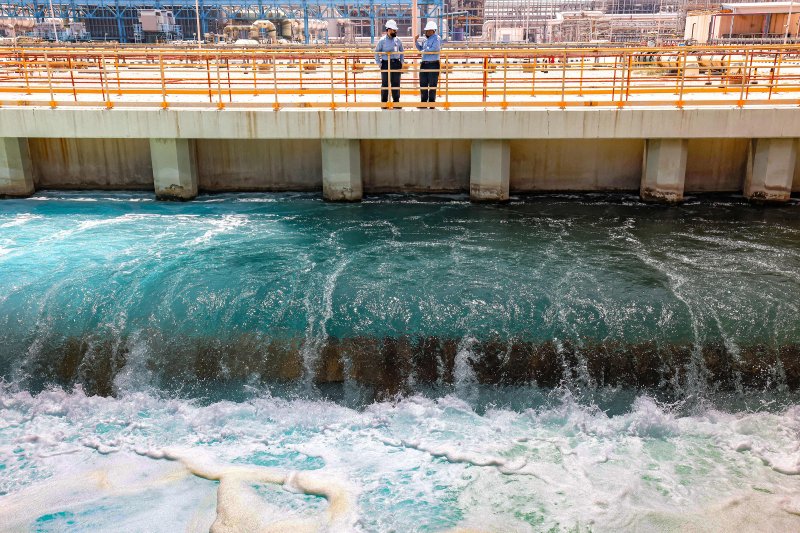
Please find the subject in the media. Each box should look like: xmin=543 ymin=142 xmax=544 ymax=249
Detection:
xmin=415 ymin=33 xmax=442 ymax=62
xmin=374 ymin=35 xmax=405 ymax=64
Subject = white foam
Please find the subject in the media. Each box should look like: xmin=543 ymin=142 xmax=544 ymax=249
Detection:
xmin=188 ymin=214 xmax=248 ymax=246
xmin=1 ymin=388 xmax=799 ymax=531
xmin=133 ymin=447 xmax=357 ymax=532
xmin=41 ymin=213 xmax=153 ymax=243
xmin=0 ymin=214 xmax=43 ymax=228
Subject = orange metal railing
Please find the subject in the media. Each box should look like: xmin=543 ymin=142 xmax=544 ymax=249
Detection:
xmin=0 ymin=45 xmax=799 ymax=109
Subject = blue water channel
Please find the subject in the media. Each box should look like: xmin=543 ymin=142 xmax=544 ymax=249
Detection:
xmin=1 ymin=192 xmax=799 ymax=531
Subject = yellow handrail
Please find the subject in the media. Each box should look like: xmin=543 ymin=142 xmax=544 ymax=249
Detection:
xmin=0 ymin=45 xmax=799 ymax=109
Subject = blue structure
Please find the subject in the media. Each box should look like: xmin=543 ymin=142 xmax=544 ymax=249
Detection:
xmin=0 ymin=0 xmax=445 ymax=43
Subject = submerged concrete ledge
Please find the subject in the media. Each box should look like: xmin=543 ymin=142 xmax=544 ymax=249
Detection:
xmin=1 ymin=108 xmax=799 ymax=202
xmin=20 ymin=333 xmax=800 ymax=399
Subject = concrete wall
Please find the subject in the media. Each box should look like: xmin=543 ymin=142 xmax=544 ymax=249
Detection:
xmin=3 ymin=109 xmax=800 ymax=201
xmin=5 ymin=109 xmax=800 ymax=141
xmin=793 ymin=139 xmax=800 ymax=193
xmin=685 ymin=138 xmax=748 ymax=193
xmin=196 ymin=139 xmax=322 ymax=191
xmin=29 ymin=138 xmax=152 ymax=189
xmin=510 ymin=139 xmax=643 ymax=191
xmin=361 ymin=140 xmax=470 ymax=193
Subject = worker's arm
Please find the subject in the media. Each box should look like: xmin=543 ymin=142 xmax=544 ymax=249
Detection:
xmin=415 ymin=36 xmax=424 ymax=52
xmin=374 ymin=39 xmax=382 ymax=65
xmin=398 ymin=39 xmax=404 ymax=64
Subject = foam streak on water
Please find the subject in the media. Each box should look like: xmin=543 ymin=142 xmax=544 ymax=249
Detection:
xmin=2 ymin=192 xmax=800 ymax=530
xmin=1 ymin=387 xmax=799 ymax=531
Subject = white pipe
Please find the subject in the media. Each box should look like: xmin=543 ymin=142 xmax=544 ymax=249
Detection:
xmin=195 ymin=0 xmax=202 ymax=48
xmin=48 ymin=0 xmax=59 ymax=42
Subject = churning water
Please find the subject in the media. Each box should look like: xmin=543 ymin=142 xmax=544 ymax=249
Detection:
xmin=1 ymin=192 xmax=799 ymax=532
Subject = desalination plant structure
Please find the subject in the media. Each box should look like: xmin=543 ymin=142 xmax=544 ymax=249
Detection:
xmin=1 ymin=0 xmax=793 ymax=44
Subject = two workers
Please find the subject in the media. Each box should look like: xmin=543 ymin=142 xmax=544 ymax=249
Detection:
xmin=374 ymin=19 xmax=441 ymax=108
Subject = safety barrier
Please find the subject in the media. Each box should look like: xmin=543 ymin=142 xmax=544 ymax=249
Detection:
xmin=0 ymin=45 xmax=799 ymax=109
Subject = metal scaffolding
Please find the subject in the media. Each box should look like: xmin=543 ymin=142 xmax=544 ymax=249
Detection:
xmin=479 ymin=0 xmax=789 ymax=43
xmin=1 ymin=0 xmax=788 ymax=44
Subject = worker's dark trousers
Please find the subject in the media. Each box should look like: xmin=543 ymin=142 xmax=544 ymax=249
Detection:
xmin=380 ymin=59 xmax=403 ymax=103
xmin=419 ymin=60 xmax=440 ymax=103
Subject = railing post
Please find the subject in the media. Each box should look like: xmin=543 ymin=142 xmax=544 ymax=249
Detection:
xmin=226 ymin=54 xmax=232 ymax=103
xmin=723 ymin=53 xmax=732 ymax=94
xmin=578 ymin=52 xmax=584 ymax=97
xmin=737 ymin=49 xmax=749 ymax=107
xmin=272 ymin=51 xmax=280 ymax=111
xmin=625 ymin=53 xmax=633 ymax=103
xmin=67 ymin=54 xmax=77 ymax=102
xmin=501 ymin=52 xmax=508 ymax=109
xmin=205 ymin=56 xmax=213 ymax=103
xmin=99 ymin=54 xmax=107 ymax=105
xmin=21 ymin=50 xmax=31 ymax=95
xmin=344 ymin=55 xmax=350 ymax=103
xmin=252 ymin=53 xmax=258 ymax=96
xmin=444 ymin=51 xmax=450 ymax=110
xmin=329 ymin=51 xmax=336 ymax=110
xmin=744 ymin=48 xmax=755 ymax=101
xmin=101 ymin=54 xmax=113 ymax=109
xmin=531 ymin=53 xmax=536 ymax=97
xmin=611 ymin=53 xmax=618 ymax=105
xmin=351 ymin=55 xmax=358 ymax=103
xmin=677 ymin=50 xmax=687 ymax=108
xmin=216 ymin=54 xmax=224 ymax=110
xmin=299 ymin=55 xmax=304 ymax=91
xmin=44 ymin=52 xmax=56 ymax=108
xmin=159 ymin=52 xmax=168 ymax=109
xmin=617 ymin=52 xmax=626 ymax=108
xmin=482 ymin=56 xmax=488 ymax=103
xmin=559 ymin=51 xmax=567 ymax=109
xmin=768 ymin=51 xmax=782 ymax=100
xmin=115 ymin=52 xmax=122 ymax=96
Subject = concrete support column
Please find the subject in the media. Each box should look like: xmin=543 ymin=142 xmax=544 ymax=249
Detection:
xmin=322 ymin=139 xmax=362 ymax=201
xmin=640 ymin=138 xmax=687 ymax=203
xmin=470 ymin=140 xmax=510 ymax=202
xmin=0 ymin=137 xmax=34 ymax=197
xmin=150 ymin=138 xmax=198 ymax=200
xmin=745 ymin=138 xmax=797 ymax=202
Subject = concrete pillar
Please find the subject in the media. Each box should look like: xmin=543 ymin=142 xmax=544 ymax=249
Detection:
xmin=322 ymin=139 xmax=362 ymax=202
xmin=150 ymin=138 xmax=198 ymax=200
xmin=745 ymin=138 xmax=797 ymax=203
xmin=0 ymin=138 xmax=34 ymax=197
xmin=640 ymin=138 xmax=687 ymax=203
xmin=470 ymin=140 xmax=510 ymax=202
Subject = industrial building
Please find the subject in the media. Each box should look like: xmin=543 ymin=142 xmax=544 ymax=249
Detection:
xmin=474 ymin=0 xmax=798 ymax=43
xmin=0 ymin=0 xmax=797 ymax=44
xmin=0 ymin=0 xmax=446 ymax=43
xmin=685 ymin=1 xmax=800 ymax=43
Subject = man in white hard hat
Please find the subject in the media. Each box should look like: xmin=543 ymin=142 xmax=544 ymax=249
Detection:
xmin=415 ymin=21 xmax=442 ymax=108
xmin=374 ymin=20 xmax=404 ymax=108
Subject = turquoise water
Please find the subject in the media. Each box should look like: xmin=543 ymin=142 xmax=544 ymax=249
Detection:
xmin=1 ymin=192 xmax=800 ymax=531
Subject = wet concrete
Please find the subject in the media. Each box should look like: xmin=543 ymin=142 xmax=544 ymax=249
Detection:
xmin=16 ymin=334 xmax=800 ymax=400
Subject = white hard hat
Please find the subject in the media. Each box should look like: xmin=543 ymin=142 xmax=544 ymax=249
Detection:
xmin=424 ymin=21 xmax=437 ymax=32
xmin=385 ymin=19 xmax=398 ymax=30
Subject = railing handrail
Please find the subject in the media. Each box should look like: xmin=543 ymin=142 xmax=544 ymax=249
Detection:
xmin=2 ymin=44 xmax=800 ymax=110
